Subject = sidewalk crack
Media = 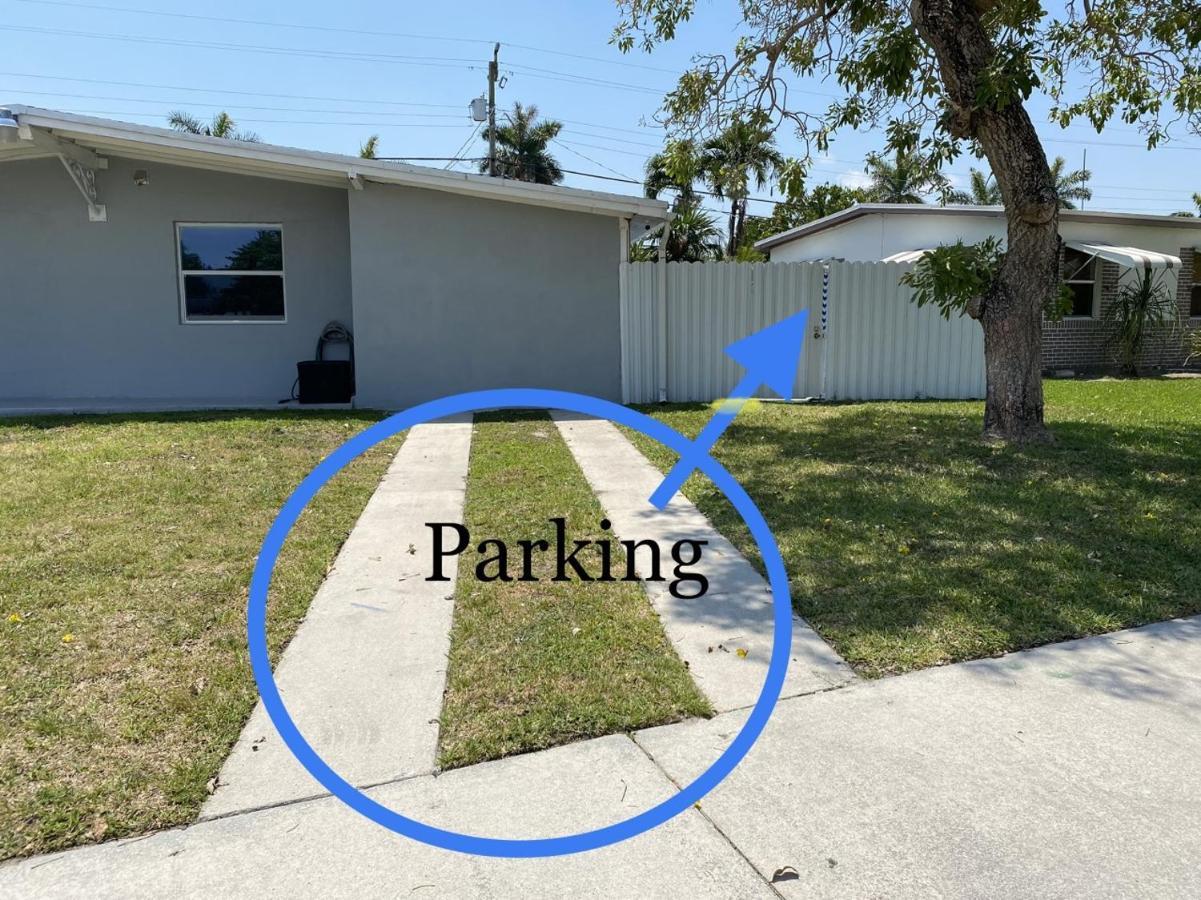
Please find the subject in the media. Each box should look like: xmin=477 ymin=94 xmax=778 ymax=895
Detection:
xmin=626 ymin=733 xmax=787 ymax=899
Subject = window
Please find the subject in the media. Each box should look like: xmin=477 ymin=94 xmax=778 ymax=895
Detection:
xmin=177 ymin=224 xmax=285 ymax=322
xmin=1062 ymin=247 xmax=1098 ymax=317
xmin=1191 ymin=253 xmax=1201 ymax=318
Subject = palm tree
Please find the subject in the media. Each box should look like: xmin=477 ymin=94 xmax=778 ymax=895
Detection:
xmin=480 ymin=103 xmax=563 ymax=184
xmin=863 ymin=150 xmax=947 ymax=204
xmin=701 ymin=118 xmax=784 ymax=254
xmin=167 ymin=111 xmax=260 ymax=142
xmin=644 ymin=139 xmax=705 ymax=210
xmin=949 ymin=168 xmax=1002 ymax=205
xmin=359 ymin=135 xmax=380 ymax=159
xmin=948 ymin=158 xmax=1089 ymax=208
xmin=1049 ymin=156 xmax=1092 ymax=209
xmin=632 ymin=204 xmax=724 ymax=262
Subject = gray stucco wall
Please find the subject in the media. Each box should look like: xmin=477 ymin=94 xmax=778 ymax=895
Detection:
xmin=348 ymin=182 xmax=621 ymax=409
xmin=0 ymin=156 xmax=352 ymax=404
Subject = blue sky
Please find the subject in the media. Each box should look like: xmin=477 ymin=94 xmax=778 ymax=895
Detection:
xmin=2 ymin=0 xmax=1197 ymax=217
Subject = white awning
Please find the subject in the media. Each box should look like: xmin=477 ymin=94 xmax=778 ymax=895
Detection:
xmin=1064 ymin=241 xmax=1181 ymax=270
xmin=882 ymin=249 xmax=933 ymax=263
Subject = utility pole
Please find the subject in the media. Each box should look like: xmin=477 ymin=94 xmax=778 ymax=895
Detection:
xmin=487 ymin=43 xmax=500 ymax=177
xmin=1080 ymin=148 xmax=1087 ymax=210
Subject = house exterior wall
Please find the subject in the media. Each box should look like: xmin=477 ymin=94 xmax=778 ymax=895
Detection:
xmin=766 ymin=211 xmax=1201 ymax=371
xmin=347 ymin=181 xmax=622 ymax=409
xmin=0 ymin=155 xmax=352 ymax=404
xmin=766 ymin=215 xmax=888 ymax=262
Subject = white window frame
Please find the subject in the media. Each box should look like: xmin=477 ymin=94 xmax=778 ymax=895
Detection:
xmin=176 ymin=222 xmax=287 ymax=325
xmin=1062 ymin=248 xmax=1101 ymax=319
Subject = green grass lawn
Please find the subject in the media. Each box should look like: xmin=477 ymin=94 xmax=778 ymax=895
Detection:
xmin=627 ymin=379 xmax=1201 ymax=677
xmin=0 ymin=412 xmax=394 ymax=860
xmin=437 ymin=413 xmax=710 ymax=769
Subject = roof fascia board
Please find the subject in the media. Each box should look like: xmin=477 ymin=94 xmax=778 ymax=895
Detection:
xmin=79 ymin=144 xmax=347 ymax=189
xmin=11 ymin=107 xmax=667 ymax=220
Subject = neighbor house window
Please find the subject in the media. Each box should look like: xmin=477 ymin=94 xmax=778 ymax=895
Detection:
xmin=1062 ymin=247 xmax=1098 ymax=317
xmin=1191 ymin=254 xmax=1201 ymax=318
xmin=177 ymin=224 xmax=285 ymax=323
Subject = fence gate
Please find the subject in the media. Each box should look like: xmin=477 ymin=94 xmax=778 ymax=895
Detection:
xmin=620 ymin=260 xmax=985 ymax=404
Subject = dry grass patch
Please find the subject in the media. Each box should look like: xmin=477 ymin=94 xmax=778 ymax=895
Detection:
xmin=0 ymin=411 xmax=394 ymax=859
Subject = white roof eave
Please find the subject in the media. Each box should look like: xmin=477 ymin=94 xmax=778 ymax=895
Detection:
xmin=3 ymin=105 xmax=669 ymax=222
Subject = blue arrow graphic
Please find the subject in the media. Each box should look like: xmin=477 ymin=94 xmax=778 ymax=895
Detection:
xmin=648 ymin=308 xmax=810 ymax=509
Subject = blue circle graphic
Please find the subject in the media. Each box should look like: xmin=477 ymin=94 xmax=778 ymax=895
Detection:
xmin=248 ymin=388 xmax=791 ymax=857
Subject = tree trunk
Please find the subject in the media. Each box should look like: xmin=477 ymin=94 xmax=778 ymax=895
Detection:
xmin=735 ymin=198 xmax=748 ymax=251
xmin=727 ymin=201 xmax=738 ymax=256
xmin=911 ymin=0 xmax=1057 ymax=443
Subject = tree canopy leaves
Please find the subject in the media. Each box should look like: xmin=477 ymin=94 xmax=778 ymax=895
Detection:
xmin=614 ymin=0 xmax=1201 ymax=195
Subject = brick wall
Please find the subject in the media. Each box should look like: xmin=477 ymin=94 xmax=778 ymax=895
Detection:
xmin=1042 ymin=246 xmax=1201 ymax=372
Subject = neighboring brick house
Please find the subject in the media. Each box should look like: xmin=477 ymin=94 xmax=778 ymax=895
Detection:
xmin=757 ymin=203 xmax=1201 ymax=373
xmin=1044 ymin=246 xmax=1199 ymax=371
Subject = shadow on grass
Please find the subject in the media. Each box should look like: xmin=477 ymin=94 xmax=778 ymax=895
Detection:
xmin=643 ymin=400 xmax=1201 ymax=679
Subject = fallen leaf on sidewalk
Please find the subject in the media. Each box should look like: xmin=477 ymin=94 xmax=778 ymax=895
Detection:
xmin=770 ymin=866 xmax=799 ymax=883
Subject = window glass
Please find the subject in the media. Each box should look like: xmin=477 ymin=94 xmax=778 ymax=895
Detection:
xmin=1192 ymin=258 xmax=1201 ymax=317
xmin=179 ymin=226 xmax=282 ymax=271
xmin=178 ymin=225 xmax=285 ymax=322
xmin=183 ymin=275 xmax=285 ymax=320
xmin=1062 ymin=247 xmax=1097 ymax=317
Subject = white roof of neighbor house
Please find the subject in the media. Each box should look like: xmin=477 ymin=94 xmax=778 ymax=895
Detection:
xmin=0 ymin=105 xmax=668 ymax=222
xmin=754 ymin=202 xmax=1201 ymax=251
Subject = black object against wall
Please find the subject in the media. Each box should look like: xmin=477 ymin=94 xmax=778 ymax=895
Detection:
xmin=296 ymin=321 xmax=355 ymax=404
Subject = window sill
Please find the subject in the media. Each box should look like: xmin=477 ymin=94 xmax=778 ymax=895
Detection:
xmin=182 ymin=319 xmax=288 ymax=326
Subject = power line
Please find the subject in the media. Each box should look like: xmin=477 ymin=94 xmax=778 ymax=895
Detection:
xmin=0 ymin=24 xmax=484 ymax=68
xmin=1 ymin=84 xmax=463 ymax=112
xmin=0 ymin=23 xmax=669 ymax=95
xmin=552 ymin=138 xmax=650 ymax=158
xmin=445 ymin=123 xmax=484 ymax=170
xmin=551 ymin=139 xmax=640 ymax=182
xmin=0 ymin=89 xmax=474 ymax=118
xmin=0 ymin=73 xmax=665 ymax=140
xmin=0 ymin=70 xmax=464 ymax=108
xmin=11 ymin=0 xmax=682 ymax=74
xmin=12 ymin=106 xmax=476 ymax=128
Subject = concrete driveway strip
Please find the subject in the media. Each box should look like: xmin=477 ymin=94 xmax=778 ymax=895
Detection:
xmin=1 ymin=735 xmax=774 ymax=900
xmin=201 ymin=414 xmax=474 ymax=819
xmin=635 ymin=616 xmax=1201 ymax=899
xmin=551 ymin=412 xmax=854 ymax=712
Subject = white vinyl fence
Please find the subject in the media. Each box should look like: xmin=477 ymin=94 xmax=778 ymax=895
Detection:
xmin=620 ymin=260 xmax=985 ymax=404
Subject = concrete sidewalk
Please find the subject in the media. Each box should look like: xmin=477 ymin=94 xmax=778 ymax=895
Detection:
xmin=6 ymin=615 xmax=1199 ymax=898
xmin=638 ymin=615 xmax=1201 ymax=898
xmin=202 ymin=415 xmax=473 ymax=819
